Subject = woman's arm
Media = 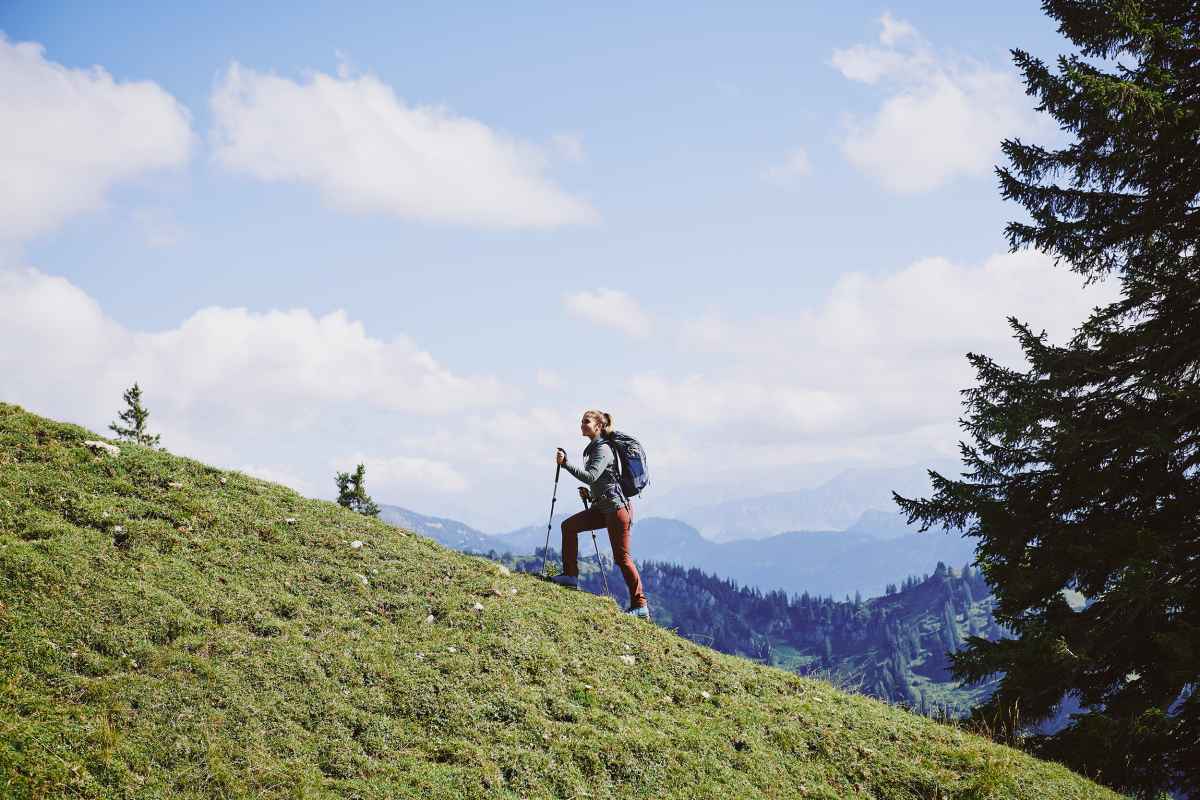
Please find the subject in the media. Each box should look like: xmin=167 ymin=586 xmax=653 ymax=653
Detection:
xmin=562 ymin=444 xmax=612 ymax=484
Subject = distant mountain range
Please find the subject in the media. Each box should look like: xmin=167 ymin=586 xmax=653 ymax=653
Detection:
xmin=664 ymin=462 xmax=961 ymax=542
xmin=380 ymin=500 xmax=976 ymax=600
xmin=377 ymin=504 xmax=496 ymax=552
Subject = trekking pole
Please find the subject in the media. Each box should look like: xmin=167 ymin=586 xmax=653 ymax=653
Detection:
xmin=540 ymin=454 xmax=563 ymax=578
xmin=583 ymin=495 xmax=613 ymax=600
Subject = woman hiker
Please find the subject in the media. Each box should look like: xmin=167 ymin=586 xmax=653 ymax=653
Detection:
xmin=552 ymin=410 xmax=651 ymax=620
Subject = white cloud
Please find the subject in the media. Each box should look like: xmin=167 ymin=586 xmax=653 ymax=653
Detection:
xmin=236 ymin=464 xmax=315 ymax=495
xmin=631 ymin=374 xmax=850 ymax=438
xmin=564 ymin=288 xmax=651 ymax=338
xmin=550 ymin=133 xmax=586 ymax=162
xmin=0 ymin=35 xmax=193 ymax=242
xmin=0 ymin=265 xmax=513 ymax=433
xmin=641 ymin=249 xmax=1122 ymax=478
xmin=879 ymin=12 xmax=919 ymax=47
xmin=334 ymin=454 xmax=469 ymax=494
xmin=209 ymin=62 xmax=597 ymax=229
xmin=764 ymin=147 xmax=813 ymax=184
xmin=536 ymin=369 xmax=565 ymax=391
xmin=831 ymin=15 xmax=1043 ymax=193
xmin=386 ymin=406 xmax=574 ymax=472
xmin=0 ymin=260 xmax=532 ymax=525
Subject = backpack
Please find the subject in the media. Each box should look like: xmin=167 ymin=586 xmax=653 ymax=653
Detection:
xmin=604 ymin=430 xmax=650 ymax=498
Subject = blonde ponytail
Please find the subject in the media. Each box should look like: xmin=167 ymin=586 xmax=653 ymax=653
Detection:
xmin=584 ymin=409 xmax=614 ymax=436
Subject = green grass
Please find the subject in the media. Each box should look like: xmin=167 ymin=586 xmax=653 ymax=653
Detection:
xmin=0 ymin=403 xmax=1124 ymax=799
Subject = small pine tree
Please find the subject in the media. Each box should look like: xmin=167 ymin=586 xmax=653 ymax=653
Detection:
xmin=335 ymin=464 xmax=380 ymax=517
xmin=108 ymin=382 xmax=161 ymax=447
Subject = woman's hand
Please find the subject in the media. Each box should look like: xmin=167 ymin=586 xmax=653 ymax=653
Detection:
xmin=555 ymin=448 xmax=567 ymax=466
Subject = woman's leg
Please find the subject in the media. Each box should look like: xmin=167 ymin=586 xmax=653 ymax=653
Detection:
xmin=560 ymin=506 xmax=606 ymax=577
xmin=606 ymin=504 xmax=647 ymax=608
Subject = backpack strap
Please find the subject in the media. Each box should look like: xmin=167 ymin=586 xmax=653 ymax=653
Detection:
xmin=583 ymin=438 xmax=621 ymax=481
xmin=606 ymin=438 xmax=621 ymax=479
xmin=606 ymin=437 xmax=631 ymax=511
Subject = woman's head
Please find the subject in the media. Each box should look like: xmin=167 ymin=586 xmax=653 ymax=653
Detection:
xmin=580 ymin=409 xmax=613 ymax=439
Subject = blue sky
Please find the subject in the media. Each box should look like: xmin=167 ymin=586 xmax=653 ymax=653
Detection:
xmin=0 ymin=2 xmax=1117 ymax=530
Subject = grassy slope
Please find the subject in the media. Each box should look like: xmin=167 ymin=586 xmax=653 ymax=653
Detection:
xmin=0 ymin=404 xmax=1122 ymax=800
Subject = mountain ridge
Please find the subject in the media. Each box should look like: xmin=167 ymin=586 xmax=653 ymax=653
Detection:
xmin=665 ymin=463 xmax=961 ymax=542
xmin=412 ymin=510 xmax=975 ymax=600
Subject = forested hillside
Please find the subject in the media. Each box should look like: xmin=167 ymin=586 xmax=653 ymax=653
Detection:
xmin=494 ymin=548 xmax=1004 ymax=716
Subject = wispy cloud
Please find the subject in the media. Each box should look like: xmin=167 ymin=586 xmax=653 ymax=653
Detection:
xmin=536 ymin=369 xmax=566 ymax=391
xmin=237 ymin=464 xmax=316 ymax=495
xmin=333 ymin=454 xmax=470 ymax=494
xmin=550 ymin=133 xmax=586 ymax=163
xmin=764 ymin=147 xmax=813 ymax=185
xmin=564 ymin=288 xmax=652 ymax=338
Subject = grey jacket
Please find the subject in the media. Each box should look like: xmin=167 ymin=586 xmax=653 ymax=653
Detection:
xmin=562 ymin=436 xmax=627 ymax=513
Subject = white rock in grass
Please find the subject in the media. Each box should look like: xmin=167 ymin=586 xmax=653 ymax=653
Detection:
xmin=84 ymin=440 xmax=120 ymax=457
xmin=355 ymin=573 xmax=369 ymax=587
xmin=620 ymin=654 xmax=637 ymax=666
xmin=220 ymin=477 xmax=228 ymax=485
xmin=472 ymin=602 xmax=484 ymax=612
xmin=447 ymin=646 xmax=457 ymax=653
xmin=168 ymin=481 xmax=183 ymax=489
xmin=701 ymin=691 xmax=712 ymax=700
xmin=423 ymin=614 xmax=435 ymax=625
xmin=350 ymin=540 xmax=364 ymax=549
xmin=285 ymin=518 xmax=297 ymax=525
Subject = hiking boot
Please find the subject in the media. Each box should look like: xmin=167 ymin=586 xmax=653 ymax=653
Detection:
xmin=549 ymin=574 xmax=578 ymax=589
xmin=625 ymin=605 xmax=651 ymax=620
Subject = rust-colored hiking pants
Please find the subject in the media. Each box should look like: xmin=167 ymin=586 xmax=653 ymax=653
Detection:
xmin=560 ymin=504 xmax=647 ymax=609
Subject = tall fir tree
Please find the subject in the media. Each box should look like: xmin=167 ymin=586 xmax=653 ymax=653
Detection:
xmin=335 ymin=464 xmax=381 ymax=517
xmin=894 ymin=2 xmax=1200 ymax=796
xmin=108 ymin=382 xmax=161 ymax=448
